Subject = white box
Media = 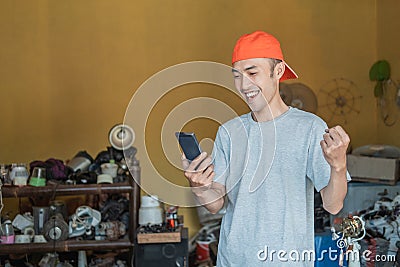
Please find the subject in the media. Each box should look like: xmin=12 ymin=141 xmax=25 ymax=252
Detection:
xmin=347 ymin=154 xmax=399 ymax=183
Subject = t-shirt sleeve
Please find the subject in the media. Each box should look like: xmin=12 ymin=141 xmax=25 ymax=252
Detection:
xmin=211 ymin=126 xmax=230 ymax=186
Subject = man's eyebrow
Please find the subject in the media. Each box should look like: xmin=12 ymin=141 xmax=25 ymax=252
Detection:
xmin=244 ymin=65 xmax=257 ymax=71
xmin=231 ymin=65 xmax=258 ymax=73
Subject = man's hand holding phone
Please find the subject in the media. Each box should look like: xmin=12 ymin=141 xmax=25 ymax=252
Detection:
xmin=176 ymin=132 xmax=225 ymax=214
xmin=182 ymin=151 xmax=215 ymax=193
xmin=176 ymin=132 xmax=215 ymax=193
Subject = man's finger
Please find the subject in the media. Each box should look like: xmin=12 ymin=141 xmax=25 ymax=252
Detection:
xmin=332 ymin=126 xmax=350 ymax=143
xmin=195 ymin=156 xmax=213 ymax=172
xmin=181 ymin=153 xmax=190 ymax=170
xmin=326 ymin=128 xmax=341 ymax=145
xmin=198 ymin=168 xmax=215 ymax=189
xmin=186 ymin=152 xmax=208 ymax=172
xmin=208 ymin=171 xmax=215 ymax=181
xmin=202 ymin=164 xmax=214 ymax=178
xmin=323 ymin=133 xmax=333 ymax=146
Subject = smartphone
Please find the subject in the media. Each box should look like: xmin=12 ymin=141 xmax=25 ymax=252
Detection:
xmin=175 ymin=132 xmax=202 ymax=161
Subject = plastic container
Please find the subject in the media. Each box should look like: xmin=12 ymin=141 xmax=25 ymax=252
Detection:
xmin=10 ymin=163 xmax=29 ymax=186
xmin=138 ymin=195 xmax=163 ymax=226
xmin=101 ymin=162 xmax=118 ymax=178
xmin=1 ymin=220 xmax=15 ymax=244
xmin=29 ymin=167 xmax=46 ymax=187
xmin=196 ymin=230 xmax=216 ymax=262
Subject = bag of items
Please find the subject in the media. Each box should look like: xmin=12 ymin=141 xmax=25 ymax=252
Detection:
xmin=29 ymin=158 xmax=71 ymax=181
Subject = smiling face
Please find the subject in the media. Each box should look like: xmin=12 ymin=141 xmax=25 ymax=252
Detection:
xmin=232 ymin=58 xmax=287 ymax=121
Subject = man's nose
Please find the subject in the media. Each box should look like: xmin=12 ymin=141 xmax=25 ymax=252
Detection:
xmin=241 ymin=75 xmax=253 ymax=90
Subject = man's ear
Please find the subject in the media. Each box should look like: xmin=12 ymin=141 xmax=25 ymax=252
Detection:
xmin=275 ymin=62 xmax=285 ymax=79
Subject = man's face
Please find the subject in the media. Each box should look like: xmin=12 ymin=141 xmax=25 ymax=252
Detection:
xmin=232 ymin=58 xmax=281 ymax=113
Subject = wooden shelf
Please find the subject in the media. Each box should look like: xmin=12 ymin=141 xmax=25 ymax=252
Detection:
xmin=1 ymin=182 xmax=133 ymax=198
xmin=0 ymin=176 xmax=141 ymax=265
xmin=0 ymin=239 xmax=133 ymax=254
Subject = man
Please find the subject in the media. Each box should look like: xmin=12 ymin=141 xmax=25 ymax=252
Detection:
xmin=182 ymin=31 xmax=350 ymax=266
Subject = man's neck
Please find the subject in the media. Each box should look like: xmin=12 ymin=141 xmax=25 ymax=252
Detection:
xmin=251 ymin=102 xmax=289 ymax=122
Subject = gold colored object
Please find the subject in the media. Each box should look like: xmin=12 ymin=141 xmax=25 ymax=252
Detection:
xmin=340 ymin=216 xmax=363 ymax=238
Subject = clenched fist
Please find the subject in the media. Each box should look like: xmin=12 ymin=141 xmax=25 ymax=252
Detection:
xmin=320 ymin=126 xmax=350 ymax=172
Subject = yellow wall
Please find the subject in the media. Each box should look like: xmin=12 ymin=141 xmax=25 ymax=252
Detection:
xmin=1 ymin=0 xmax=397 ymax=237
xmin=376 ymin=0 xmax=400 ymax=145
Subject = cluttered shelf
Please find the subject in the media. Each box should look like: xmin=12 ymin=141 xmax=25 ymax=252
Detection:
xmin=0 ymin=176 xmax=140 ymax=266
xmin=1 ymin=181 xmax=134 ymax=198
xmin=0 ymin=238 xmax=132 ymax=254
xmin=0 ymin=125 xmax=142 ymax=266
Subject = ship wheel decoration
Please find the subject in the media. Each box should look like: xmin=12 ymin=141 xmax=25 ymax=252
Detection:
xmin=318 ymin=78 xmax=362 ymax=124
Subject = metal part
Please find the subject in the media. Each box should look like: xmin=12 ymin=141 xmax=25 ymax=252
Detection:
xmin=39 ymin=252 xmax=60 ymax=267
xmin=50 ymin=200 xmax=68 ymax=221
xmin=69 ymin=206 xmax=101 ymax=238
xmin=101 ymin=198 xmax=128 ymax=222
xmin=33 ymin=206 xmax=50 ymax=235
xmin=341 ymin=216 xmax=364 ymax=238
xmin=95 ymin=221 xmax=126 ymax=240
xmin=88 ymin=257 xmax=116 ymax=267
xmin=331 ymin=216 xmax=366 ymax=267
xmin=332 ymin=216 xmax=365 ymax=240
xmin=43 ymin=214 xmax=69 ymax=241
xmin=0 ymin=178 xmax=3 ymax=218
xmin=49 ymin=226 xmax=62 ymax=240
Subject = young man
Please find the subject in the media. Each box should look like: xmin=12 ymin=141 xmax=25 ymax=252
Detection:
xmin=182 ymin=31 xmax=350 ymax=266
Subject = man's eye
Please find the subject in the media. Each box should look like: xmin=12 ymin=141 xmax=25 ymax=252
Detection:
xmin=233 ymin=75 xmax=241 ymax=79
xmin=249 ymin=72 xmax=257 ymax=76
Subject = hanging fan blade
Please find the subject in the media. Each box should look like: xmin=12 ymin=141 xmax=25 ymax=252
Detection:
xmin=289 ymin=83 xmax=318 ymax=113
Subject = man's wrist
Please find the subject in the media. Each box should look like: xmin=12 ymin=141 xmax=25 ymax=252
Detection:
xmin=331 ymin=165 xmax=346 ymax=173
xmin=191 ymin=183 xmax=212 ymax=197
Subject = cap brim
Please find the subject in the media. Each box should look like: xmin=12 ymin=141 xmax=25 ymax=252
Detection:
xmin=280 ymin=62 xmax=298 ymax=82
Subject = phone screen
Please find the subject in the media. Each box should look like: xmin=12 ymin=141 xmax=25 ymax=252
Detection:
xmin=175 ymin=132 xmax=202 ymax=161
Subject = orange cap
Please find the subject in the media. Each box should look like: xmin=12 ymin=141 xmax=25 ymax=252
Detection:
xmin=232 ymin=31 xmax=298 ymax=81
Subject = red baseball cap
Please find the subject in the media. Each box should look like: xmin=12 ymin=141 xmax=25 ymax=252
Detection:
xmin=232 ymin=31 xmax=298 ymax=81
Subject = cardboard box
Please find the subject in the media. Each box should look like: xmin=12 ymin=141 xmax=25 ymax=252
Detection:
xmin=347 ymin=154 xmax=399 ymax=184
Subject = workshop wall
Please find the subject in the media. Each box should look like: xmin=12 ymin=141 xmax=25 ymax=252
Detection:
xmin=0 ymin=0 xmax=395 ymax=237
xmin=376 ymin=0 xmax=400 ymax=144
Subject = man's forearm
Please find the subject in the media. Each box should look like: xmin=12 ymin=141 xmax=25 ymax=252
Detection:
xmin=321 ymin=168 xmax=348 ymax=215
xmin=192 ymin=182 xmax=225 ymax=214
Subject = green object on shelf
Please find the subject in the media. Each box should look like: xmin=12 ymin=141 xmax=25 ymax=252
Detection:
xmin=29 ymin=177 xmax=46 ymax=187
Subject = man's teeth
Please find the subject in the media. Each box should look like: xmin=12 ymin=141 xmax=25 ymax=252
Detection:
xmin=246 ymin=91 xmax=259 ymax=98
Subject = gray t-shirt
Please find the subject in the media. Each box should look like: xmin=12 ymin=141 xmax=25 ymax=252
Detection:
xmin=212 ymin=107 xmax=338 ymax=266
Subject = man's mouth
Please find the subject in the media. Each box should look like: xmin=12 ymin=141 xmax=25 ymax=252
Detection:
xmin=243 ymin=89 xmax=261 ymax=101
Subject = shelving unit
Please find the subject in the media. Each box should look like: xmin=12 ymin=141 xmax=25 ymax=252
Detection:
xmin=0 ymin=239 xmax=132 ymax=254
xmin=0 ymin=177 xmax=140 ymax=265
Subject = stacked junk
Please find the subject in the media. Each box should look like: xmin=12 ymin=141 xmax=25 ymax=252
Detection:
xmin=0 ymin=124 xmax=139 ymax=267
xmin=332 ymin=190 xmax=400 ymax=267
xmin=357 ymin=192 xmax=400 ymax=267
